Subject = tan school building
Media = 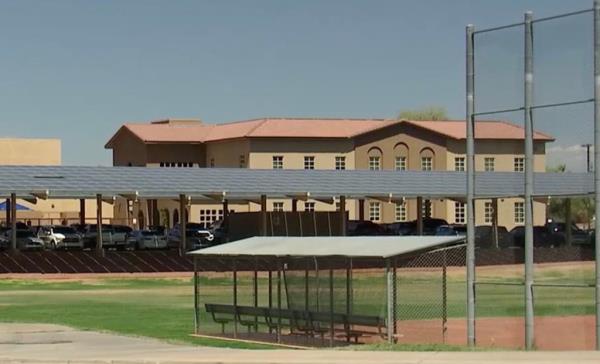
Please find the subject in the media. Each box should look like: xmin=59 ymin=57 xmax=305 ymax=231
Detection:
xmin=105 ymin=118 xmax=554 ymax=231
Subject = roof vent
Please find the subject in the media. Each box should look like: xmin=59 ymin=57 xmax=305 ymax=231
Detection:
xmin=151 ymin=119 xmax=202 ymax=126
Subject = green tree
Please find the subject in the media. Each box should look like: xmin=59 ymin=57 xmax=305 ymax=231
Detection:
xmin=547 ymin=164 xmax=594 ymax=228
xmin=398 ymin=106 xmax=449 ymax=121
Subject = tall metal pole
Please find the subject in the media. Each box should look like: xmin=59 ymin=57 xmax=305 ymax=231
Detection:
xmin=523 ymin=10 xmax=535 ymax=351
xmin=193 ymin=257 xmax=200 ymax=335
xmin=594 ymin=0 xmax=600 ymax=350
xmin=10 ymin=193 xmax=17 ymax=253
xmin=96 ymin=194 xmax=103 ymax=255
xmin=465 ymin=23 xmax=476 ymax=347
xmin=179 ymin=194 xmax=187 ymax=255
xmin=386 ymin=259 xmax=394 ymax=343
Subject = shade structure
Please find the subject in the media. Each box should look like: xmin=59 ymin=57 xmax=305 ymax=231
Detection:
xmin=188 ymin=235 xmax=465 ymax=259
xmin=0 ymin=201 xmax=30 ymax=211
xmin=0 ymin=165 xmax=593 ymax=199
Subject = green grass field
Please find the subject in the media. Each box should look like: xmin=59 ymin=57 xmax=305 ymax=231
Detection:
xmin=0 ymin=263 xmax=594 ymax=350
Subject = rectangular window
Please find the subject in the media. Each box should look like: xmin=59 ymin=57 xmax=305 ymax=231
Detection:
xmin=304 ymin=202 xmax=315 ymax=212
xmin=304 ymin=156 xmax=315 ymax=170
xmin=484 ymin=157 xmax=495 ymax=172
xmin=369 ymin=202 xmax=381 ymax=222
xmin=484 ymin=201 xmax=493 ymax=224
xmin=369 ymin=156 xmax=381 ymax=170
xmin=272 ymin=156 xmax=283 ymax=169
xmin=395 ymin=202 xmax=407 ymax=222
xmin=273 ymin=202 xmax=284 ymax=212
xmin=514 ymin=201 xmax=525 ymax=224
xmin=199 ymin=209 xmax=224 ymax=229
xmin=421 ymin=157 xmax=433 ymax=171
xmin=422 ymin=199 xmax=432 ymax=218
xmin=454 ymin=157 xmax=465 ymax=172
xmin=395 ymin=156 xmax=407 ymax=171
xmin=514 ymin=157 xmax=525 ymax=172
xmin=454 ymin=202 xmax=466 ymax=224
xmin=239 ymin=155 xmax=246 ymax=168
xmin=335 ymin=156 xmax=346 ymax=170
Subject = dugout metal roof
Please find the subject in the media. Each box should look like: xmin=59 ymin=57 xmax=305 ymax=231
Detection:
xmin=188 ymin=236 xmax=465 ymax=259
xmin=0 ymin=165 xmax=593 ymax=200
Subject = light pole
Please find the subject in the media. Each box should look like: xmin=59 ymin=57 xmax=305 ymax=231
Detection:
xmin=582 ymin=143 xmax=593 ymax=172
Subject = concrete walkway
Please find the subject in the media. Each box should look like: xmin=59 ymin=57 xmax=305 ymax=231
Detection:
xmin=1 ymin=323 xmax=600 ymax=364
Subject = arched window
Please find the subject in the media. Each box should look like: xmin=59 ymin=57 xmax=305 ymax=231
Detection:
xmin=394 ymin=143 xmax=409 ymax=171
xmin=367 ymin=147 xmax=383 ymax=170
xmin=420 ymin=147 xmax=435 ymax=171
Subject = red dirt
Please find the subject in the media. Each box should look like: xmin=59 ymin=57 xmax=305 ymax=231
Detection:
xmin=394 ymin=315 xmax=596 ymax=350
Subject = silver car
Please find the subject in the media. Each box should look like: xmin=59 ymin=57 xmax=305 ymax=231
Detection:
xmin=38 ymin=225 xmax=83 ymax=250
xmin=127 ymin=230 xmax=168 ymax=250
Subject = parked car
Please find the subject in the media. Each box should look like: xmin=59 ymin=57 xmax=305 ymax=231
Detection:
xmin=35 ymin=225 xmax=66 ymax=249
xmin=3 ymin=229 xmax=44 ymax=250
xmin=475 ymin=225 xmax=513 ymax=248
xmin=347 ymin=220 xmax=389 ymax=236
xmin=382 ymin=221 xmax=415 ymax=236
xmin=510 ymin=226 xmax=559 ymax=248
xmin=45 ymin=226 xmax=83 ymax=250
xmin=168 ymin=223 xmax=215 ymax=250
xmin=126 ymin=230 xmax=168 ymax=250
xmin=435 ymin=225 xmax=466 ymax=237
xmin=0 ymin=234 xmax=8 ymax=250
xmin=110 ymin=225 xmax=133 ymax=250
xmin=148 ymin=225 xmax=167 ymax=236
xmin=420 ymin=218 xmax=449 ymax=235
xmin=77 ymin=224 xmax=116 ymax=250
xmin=545 ymin=221 xmax=590 ymax=246
xmin=209 ymin=219 xmax=228 ymax=244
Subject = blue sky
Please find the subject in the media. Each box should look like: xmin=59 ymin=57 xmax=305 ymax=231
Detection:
xmin=0 ymin=0 xmax=594 ymax=167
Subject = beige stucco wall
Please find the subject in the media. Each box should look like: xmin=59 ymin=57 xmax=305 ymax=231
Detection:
xmin=0 ymin=138 xmax=61 ymax=165
xmin=206 ymin=139 xmax=250 ymax=168
xmin=110 ymin=129 xmax=148 ymax=166
xmin=248 ymin=138 xmax=355 ymax=170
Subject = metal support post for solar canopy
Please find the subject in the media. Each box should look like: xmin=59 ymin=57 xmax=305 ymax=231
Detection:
xmin=260 ymin=195 xmax=268 ymax=236
xmin=523 ymin=10 xmax=535 ymax=351
xmin=416 ymin=197 xmax=423 ymax=235
xmin=96 ymin=194 xmax=103 ymax=255
xmin=292 ymin=198 xmax=298 ymax=212
xmin=10 ymin=193 xmax=17 ymax=253
xmin=223 ymin=199 xmax=229 ymax=243
xmin=193 ymin=257 xmax=199 ymax=335
xmin=594 ymin=0 xmax=600 ymax=351
xmin=179 ymin=194 xmax=186 ymax=255
xmin=386 ymin=259 xmax=394 ymax=343
xmin=566 ymin=199 xmax=572 ymax=246
xmin=339 ymin=195 xmax=347 ymax=236
xmin=329 ymin=267 xmax=334 ymax=348
xmin=465 ymin=23 xmax=476 ymax=347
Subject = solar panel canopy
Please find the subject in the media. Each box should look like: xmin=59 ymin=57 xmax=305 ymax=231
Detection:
xmin=0 ymin=165 xmax=593 ymax=199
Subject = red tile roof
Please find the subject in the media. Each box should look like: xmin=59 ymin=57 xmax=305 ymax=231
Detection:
xmin=105 ymin=117 xmax=554 ymax=148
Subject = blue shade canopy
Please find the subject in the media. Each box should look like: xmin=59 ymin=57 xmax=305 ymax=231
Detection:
xmin=0 ymin=165 xmax=593 ymax=200
xmin=0 ymin=201 xmax=30 ymax=211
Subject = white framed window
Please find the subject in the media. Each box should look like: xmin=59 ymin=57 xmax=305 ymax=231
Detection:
xmin=454 ymin=157 xmax=465 ymax=172
xmin=484 ymin=201 xmax=493 ymax=224
xmin=421 ymin=157 xmax=433 ymax=171
xmin=422 ymin=199 xmax=432 ymax=218
xmin=514 ymin=201 xmax=525 ymax=224
xmin=239 ymin=155 xmax=246 ymax=168
xmin=369 ymin=202 xmax=381 ymax=222
xmin=272 ymin=156 xmax=283 ymax=169
xmin=514 ymin=157 xmax=525 ymax=172
xmin=199 ymin=209 xmax=223 ymax=228
xmin=395 ymin=202 xmax=407 ymax=222
xmin=304 ymin=156 xmax=315 ymax=170
xmin=454 ymin=202 xmax=466 ymax=224
xmin=484 ymin=157 xmax=495 ymax=172
xmin=369 ymin=156 xmax=381 ymax=170
xmin=335 ymin=156 xmax=346 ymax=170
xmin=273 ymin=202 xmax=284 ymax=212
xmin=395 ymin=156 xmax=407 ymax=171
xmin=304 ymin=202 xmax=315 ymax=212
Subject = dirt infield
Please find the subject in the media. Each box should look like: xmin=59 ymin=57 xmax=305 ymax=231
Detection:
xmin=396 ymin=315 xmax=596 ymax=350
